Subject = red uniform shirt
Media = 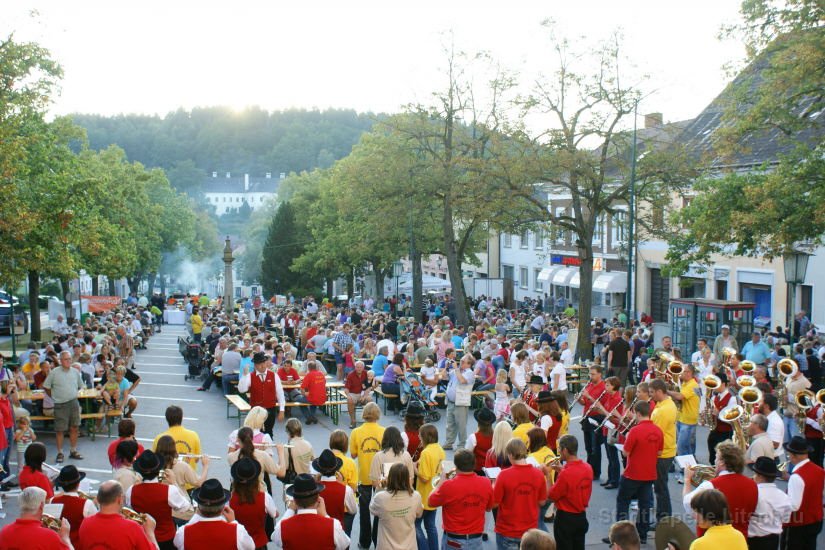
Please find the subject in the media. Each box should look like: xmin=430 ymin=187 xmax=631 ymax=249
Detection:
xmin=703 ymin=473 xmax=758 ymax=538
xmin=107 ymin=437 xmax=145 ymax=467
xmin=804 ymin=405 xmax=823 ymax=439
xmin=547 ymin=459 xmax=593 ymax=514
xmin=277 ymin=367 xmax=301 ymax=385
xmin=78 ymin=512 xmax=154 ymax=550
xmin=493 ymin=463 xmax=548 ymax=538
xmin=51 ymin=494 xmax=85 ymax=548
xmin=622 ymin=420 xmax=663 ymax=481
xmin=429 ymin=472 xmax=494 ymax=535
xmin=319 ymin=480 xmax=347 ymax=524
xmin=249 ymin=370 xmax=278 ymax=409
xmin=472 ymin=431 xmax=493 ymax=472
xmin=19 ymin=467 xmax=53 ymax=500
xmin=600 ymin=392 xmax=623 ymax=436
xmin=301 ymin=370 xmax=327 ymax=405
xmin=130 ymin=483 xmax=175 ymax=542
xmin=406 ymin=429 xmax=422 ymax=462
xmin=0 ymin=518 xmax=69 ymax=550
xmin=580 ymin=381 xmax=606 ymax=418
xmin=344 ymin=370 xmax=368 ymax=395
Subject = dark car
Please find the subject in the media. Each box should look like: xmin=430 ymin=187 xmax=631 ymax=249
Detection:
xmin=0 ymin=304 xmax=28 ymax=335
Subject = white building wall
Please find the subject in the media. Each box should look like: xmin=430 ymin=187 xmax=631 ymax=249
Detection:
xmin=499 ymin=231 xmax=548 ymax=303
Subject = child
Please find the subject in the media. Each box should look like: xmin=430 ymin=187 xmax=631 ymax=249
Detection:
xmin=493 ymin=369 xmax=511 ymax=420
xmin=419 ymin=358 xmax=439 ymax=404
xmin=343 ymin=343 xmax=355 ymax=377
xmin=102 ymin=366 xmax=121 ymax=409
xmin=14 ymin=416 xmax=35 ymax=475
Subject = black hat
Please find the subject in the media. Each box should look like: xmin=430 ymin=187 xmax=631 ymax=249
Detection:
xmin=784 ymin=435 xmax=812 ymax=455
xmin=474 ymin=407 xmax=496 ymax=424
xmin=56 ymin=465 xmax=86 ymax=488
xmin=749 ymin=456 xmax=778 ymax=478
xmin=528 ymin=375 xmax=545 ymax=386
xmin=405 ymin=402 xmax=426 ymax=418
xmin=285 ymin=473 xmax=325 ymax=498
xmin=133 ymin=450 xmax=163 ymax=477
xmin=312 ymin=449 xmax=343 ymax=476
xmin=192 ymin=478 xmax=231 ymax=507
xmin=230 ymin=457 xmax=261 ymax=485
xmin=252 ymin=351 xmax=268 ymax=364
xmin=536 ymin=390 xmax=555 ymax=403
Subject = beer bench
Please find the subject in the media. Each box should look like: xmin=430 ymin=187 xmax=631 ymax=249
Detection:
xmin=225 ymin=394 xmax=251 ymax=427
xmin=28 ymin=412 xmax=106 ymax=441
xmin=374 ymin=388 xmax=399 ymax=415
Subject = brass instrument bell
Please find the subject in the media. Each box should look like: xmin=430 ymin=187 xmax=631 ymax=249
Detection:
xmin=41 ymin=513 xmax=62 ymax=532
xmin=689 ymin=465 xmax=716 ymax=488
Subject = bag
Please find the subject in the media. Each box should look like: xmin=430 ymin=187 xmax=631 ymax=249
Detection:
xmin=455 ymin=383 xmax=472 ymax=407
xmin=277 ymin=448 xmax=298 ymax=485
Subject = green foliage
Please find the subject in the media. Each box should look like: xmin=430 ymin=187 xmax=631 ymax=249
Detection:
xmin=261 ymin=202 xmax=313 ymax=295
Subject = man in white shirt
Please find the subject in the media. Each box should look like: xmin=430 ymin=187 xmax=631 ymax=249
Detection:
xmin=747 ymin=457 xmax=792 ymax=549
xmin=760 ymin=394 xmax=785 ymax=462
xmin=559 ymin=340 xmax=575 ymax=368
xmin=53 ymin=314 xmax=70 ymax=336
xmin=173 ymin=478 xmax=255 ymax=550
xmin=530 ymin=314 xmax=545 ymax=335
xmin=782 ymin=436 xmax=825 ymax=550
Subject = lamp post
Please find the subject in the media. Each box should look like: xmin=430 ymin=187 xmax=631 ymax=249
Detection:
xmin=783 ymin=249 xmax=810 ymax=344
xmin=223 ymin=236 xmax=234 ymax=316
xmin=625 ymin=101 xmax=638 ymax=322
xmin=393 ymin=261 xmax=404 ymax=304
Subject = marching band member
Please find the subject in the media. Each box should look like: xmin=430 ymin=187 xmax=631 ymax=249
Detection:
xmin=328 ymin=430 xmax=358 ymax=494
xmin=782 ymin=368 xmax=811 ymax=442
xmin=79 ymin=480 xmax=158 ymax=550
xmin=610 ymin=401 xmax=662 ymax=546
xmin=593 ymin=376 xmax=623 ymax=489
xmin=706 ymin=373 xmax=733 ymax=465
xmin=760 ymin=394 xmax=785 ymax=463
xmin=526 ymin=427 xmax=557 ymax=529
xmin=227 ymin=408 xmax=275 ymax=456
xmin=649 ymin=379 xmax=677 ymax=523
xmin=152 ymin=406 xmax=202 ymax=471
xmin=227 ymin=428 xmax=285 ymax=493
xmin=781 ymin=436 xmax=825 ymax=550
xmin=114 ymin=439 xmax=142 ymax=493
xmin=746 ymin=457 xmax=792 ymax=550
xmin=229 ymin=458 xmax=279 ymax=550
xmin=368 ymin=463 xmax=422 ymax=550
xmin=493 ymin=439 xmax=548 ymax=548
xmin=0 ymin=487 xmax=72 ymax=549
xmin=311 ymin=450 xmax=356 ymax=534
xmin=349 ymin=402 xmax=385 ymax=550
xmin=682 ymin=440 xmax=758 ymax=539
xmin=547 ymin=435 xmax=593 ymax=550
xmin=155 ymin=435 xmax=208 ymax=524
xmin=511 ymin=402 xmax=534 ymax=445
xmin=237 ymin=352 xmax=285 ymax=437
xmin=578 ymin=366 xmax=607 ymax=481
xmin=688 ymin=489 xmax=747 ymax=550
xmin=746 ymin=415 xmax=777 ymax=465
xmin=801 ymin=393 xmax=824 ymax=467
xmin=19 ymin=442 xmax=54 ymax=500
xmin=414 ymin=424 xmax=445 ymax=550
xmin=668 ymin=363 xmax=700 ymax=482
xmin=108 ymin=419 xmax=145 ymax=468
xmin=173 ymin=478 xmax=255 ymax=550
xmin=272 ymin=473 xmax=350 ymax=550
xmin=536 ymin=392 xmax=563 ymax=454
xmin=522 ymin=375 xmax=544 ymax=421
xmin=126 ymin=451 xmax=191 ymax=550
xmin=52 ymin=466 xmax=97 ymax=548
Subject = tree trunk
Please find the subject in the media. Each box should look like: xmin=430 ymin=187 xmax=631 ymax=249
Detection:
xmin=442 ymin=194 xmax=469 ymax=326
xmin=147 ymin=272 xmax=156 ymax=295
xmin=28 ymin=271 xmax=41 ymax=341
xmin=91 ymin=276 xmax=99 ymax=296
xmin=325 ymin=278 xmax=333 ymax=300
xmin=576 ymin=246 xmax=595 ymax=361
xmin=126 ymin=274 xmax=142 ymax=296
xmin=107 ymin=276 xmax=116 ymax=297
xmin=346 ymin=268 xmax=354 ymax=299
xmin=160 ymin=272 xmax=167 ymax=295
xmin=372 ymin=262 xmax=385 ymax=304
xmin=412 ymin=250 xmax=424 ymax=324
xmin=60 ymin=278 xmax=73 ymax=324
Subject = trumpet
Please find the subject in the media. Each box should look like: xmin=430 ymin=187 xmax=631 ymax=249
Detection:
xmin=689 ymin=464 xmax=717 ymax=488
xmin=719 ymin=404 xmax=748 ymax=451
xmin=121 ymin=507 xmax=148 ymax=525
xmin=41 ymin=513 xmax=62 ymax=532
xmin=179 ymin=453 xmax=223 ymax=460
xmin=431 ymin=469 xmax=457 ymax=488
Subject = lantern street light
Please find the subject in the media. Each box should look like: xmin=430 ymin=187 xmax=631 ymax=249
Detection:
xmin=783 ymin=248 xmax=811 ymax=344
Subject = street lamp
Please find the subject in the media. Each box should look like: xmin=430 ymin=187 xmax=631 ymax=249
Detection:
xmin=393 ymin=261 xmax=404 ymax=302
xmin=436 ymin=257 xmax=443 ymax=279
xmin=783 ymin=248 xmax=810 ymax=343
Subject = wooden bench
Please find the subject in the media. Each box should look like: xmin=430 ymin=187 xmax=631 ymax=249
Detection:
xmin=283 ymin=400 xmax=348 ymax=425
xmin=374 ymin=388 xmax=400 ymax=415
xmin=28 ymin=413 xmax=107 ymax=441
xmin=225 ymin=394 xmax=251 ymax=427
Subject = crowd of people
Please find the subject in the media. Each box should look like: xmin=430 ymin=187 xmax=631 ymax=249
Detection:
xmin=0 ymin=291 xmax=823 ymax=550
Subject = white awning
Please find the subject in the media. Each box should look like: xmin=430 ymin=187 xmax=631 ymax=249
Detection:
xmin=551 ymin=267 xmax=578 ymax=287
xmin=593 ymin=271 xmax=628 ymax=293
xmin=570 ymin=272 xmax=581 ymax=289
xmin=537 ymin=266 xmax=560 ymax=282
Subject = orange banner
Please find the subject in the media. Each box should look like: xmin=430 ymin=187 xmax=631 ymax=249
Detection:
xmin=81 ymin=296 xmax=122 ymax=313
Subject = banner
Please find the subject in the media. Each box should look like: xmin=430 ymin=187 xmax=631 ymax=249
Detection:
xmin=80 ymin=296 xmax=122 ymax=313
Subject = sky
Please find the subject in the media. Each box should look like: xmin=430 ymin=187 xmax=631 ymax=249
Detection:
xmin=5 ymin=1 xmax=746 ymax=126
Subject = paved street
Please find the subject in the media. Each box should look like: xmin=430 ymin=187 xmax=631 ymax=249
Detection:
xmin=2 ymin=326 xmax=822 ymax=549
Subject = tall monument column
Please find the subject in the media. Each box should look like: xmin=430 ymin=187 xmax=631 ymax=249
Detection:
xmin=223 ymin=236 xmax=234 ymax=316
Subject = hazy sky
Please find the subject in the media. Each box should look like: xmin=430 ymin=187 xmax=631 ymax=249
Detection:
xmin=6 ymin=1 xmax=745 ymax=126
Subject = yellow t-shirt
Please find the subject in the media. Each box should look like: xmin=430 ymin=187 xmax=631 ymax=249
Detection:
xmin=153 ymin=425 xmax=202 ymax=469
xmin=416 ymin=443 xmax=446 ymax=511
xmin=678 ymin=379 xmax=700 ymax=425
xmin=333 ymin=449 xmax=358 ymax=492
xmin=651 ymin=397 xmax=678 ymax=458
xmin=559 ymin=411 xmax=570 ymax=438
xmin=689 ymin=524 xmax=747 ymax=550
xmin=22 ymin=360 xmax=38 ymax=378
xmin=513 ymin=422 xmax=534 ymax=444
xmin=529 ymin=446 xmax=557 ymax=483
xmin=190 ymin=314 xmax=203 ymax=335
xmin=349 ymin=421 xmax=385 ymax=485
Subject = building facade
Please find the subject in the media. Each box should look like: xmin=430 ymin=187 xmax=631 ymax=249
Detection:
xmin=203 ymin=172 xmax=282 ymax=216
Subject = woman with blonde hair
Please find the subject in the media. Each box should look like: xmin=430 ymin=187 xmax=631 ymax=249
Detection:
xmin=484 ymin=421 xmax=514 ymax=469
xmin=227 ymin=427 xmax=285 ymax=493
xmin=227 ymin=406 xmax=274 ymax=454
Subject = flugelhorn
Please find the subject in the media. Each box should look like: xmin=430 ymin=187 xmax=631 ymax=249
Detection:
xmin=121 ymin=507 xmax=148 ymax=525
xmin=689 ymin=465 xmax=716 ymax=488
xmin=41 ymin=513 xmax=62 ymax=532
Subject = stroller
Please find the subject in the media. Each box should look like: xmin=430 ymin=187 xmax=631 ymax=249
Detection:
xmin=400 ymin=371 xmax=440 ymax=423
xmin=183 ymin=342 xmax=211 ymax=381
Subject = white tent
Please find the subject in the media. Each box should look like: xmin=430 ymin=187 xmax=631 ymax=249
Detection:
xmin=399 ymin=274 xmax=451 ymax=292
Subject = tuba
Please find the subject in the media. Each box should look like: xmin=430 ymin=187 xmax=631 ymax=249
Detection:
xmin=738 ymin=385 xmax=763 ymax=427
xmin=689 ymin=465 xmax=717 ymax=488
xmin=795 ymin=389 xmax=816 ymax=433
xmin=700 ymin=375 xmax=721 ymax=427
xmin=776 ymin=358 xmax=798 ymax=410
xmin=719 ymin=404 xmax=748 ymax=451
xmin=740 ymin=360 xmax=756 ymax=374
xmin=41 ymin=514 xmax=62 ymax=532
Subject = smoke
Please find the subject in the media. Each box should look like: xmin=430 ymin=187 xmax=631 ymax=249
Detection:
xmin=163 ymin=247 xmax=222 ymax=295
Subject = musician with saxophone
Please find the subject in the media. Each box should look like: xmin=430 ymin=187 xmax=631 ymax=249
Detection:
xmin=667 ymin=363 xmax=700 ymax=482
xmin=577 ymin=366 xmax=606 ymax=481
xmin=0 ymin=486 xmax=71 ymax=549
xmin=706 ymin=373 xmax=734 ymax=466
xmin=782 ymin=366 xmax=811 ymax=442
xmin=79 ymin=480 xmax=159 ymax=550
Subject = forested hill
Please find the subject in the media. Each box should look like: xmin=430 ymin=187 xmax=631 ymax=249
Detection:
xmin=71 ymin=107 xmax=380 ymax=192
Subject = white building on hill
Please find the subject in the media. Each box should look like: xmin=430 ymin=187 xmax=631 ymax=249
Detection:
xmin=203 ymin=172 xmax=282 ymax=216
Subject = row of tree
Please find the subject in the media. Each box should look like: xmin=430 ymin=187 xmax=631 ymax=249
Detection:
xmin=0 ymin=36 xmax=219 ymax=340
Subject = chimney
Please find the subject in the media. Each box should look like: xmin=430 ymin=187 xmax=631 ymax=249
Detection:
xmin=265 ymin=172 xmax=272 ymax=179
xmin=244 ymin=173 xmax=249 ymax=192
xmin=279 ymin=172 xmax=286 ymax=180
xmin=644 ymin=113 xmax=663 ymax=129
xmin=226 ymin=172 xmax=231 ymax=178
xmin=212 ymin=171 xmax=217 ymax=178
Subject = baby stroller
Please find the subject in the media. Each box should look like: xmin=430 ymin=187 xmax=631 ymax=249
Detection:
xmin=400 ymin=371 xmax=440 ymax=423
xmin=183 ymin=342 xmax=210 ymax=381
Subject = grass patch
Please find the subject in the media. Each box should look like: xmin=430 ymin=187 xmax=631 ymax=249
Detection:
xmin=0 ymin=329 xmax=54 ymax=355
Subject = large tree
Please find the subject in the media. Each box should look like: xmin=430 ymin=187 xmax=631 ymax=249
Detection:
xmin=261 ymin=201 xmax=309 ymax=296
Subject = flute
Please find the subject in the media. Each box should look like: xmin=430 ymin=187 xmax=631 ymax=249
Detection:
xmin=254 ymin=443 xmax=294 ymax=448
xmin=179 ymin=453 xmax=223 ymax=460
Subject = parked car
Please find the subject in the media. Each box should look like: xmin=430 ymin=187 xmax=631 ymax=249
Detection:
xmin=0 ymin=304 xmax=28 ymax=335
xmin=38 ymin=295 xmax=61 ymax=309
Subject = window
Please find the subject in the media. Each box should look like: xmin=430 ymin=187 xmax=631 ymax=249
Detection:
xmin=652 ymin=206 xmax=664 ymax=230
xmin=554 ymin=207 xmax=566 ymax=244
xmin=520 ymin=230 xmax=529 ymax=249
xmin=223 ymin=197 xmax=226 ymax=202
xmin=593 ymin=215 xmax=604 ymax=245
xmin=520 ymin=267 xmax=529 ymax=289
xmin=503 ymin=233 xmax=512 ymax=248
xmin=534 ymin=268 xmax=543 ymax=291
xmin=534 ymin=228 xmax=544 ymax=250
xmin=612 ymin=210 xmax=627 ymax=246
xmin=502 ymin=264 xmax=515 ymax=281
